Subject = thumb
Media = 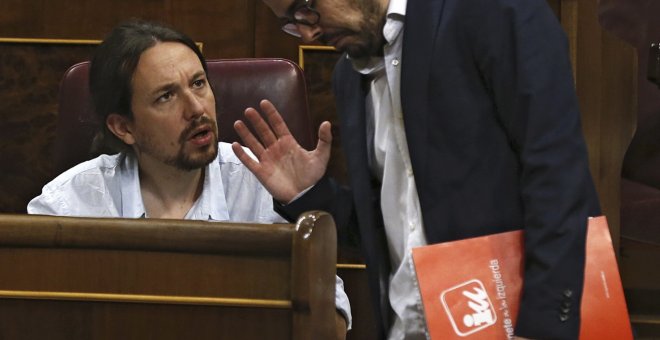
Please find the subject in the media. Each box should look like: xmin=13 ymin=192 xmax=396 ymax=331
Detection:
xmin=316 ymin=121 xmax=333 ymax=155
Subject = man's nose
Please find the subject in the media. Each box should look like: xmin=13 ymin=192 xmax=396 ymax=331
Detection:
xmin=297 ymin=23 xmax=322 ymax=43
xmin=183 ymin=92 xmax=205 ymax=120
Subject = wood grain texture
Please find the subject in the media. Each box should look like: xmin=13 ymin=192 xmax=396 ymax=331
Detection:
xmin=570 ymin=0 xmax=637 ymax=253
xmin=0 ymin=212 xmax=336 ymax=339
xmin=0 ymin=42 xmax=97 ymax=213
xmin=300 ymin=46 xmax=348 ymax=185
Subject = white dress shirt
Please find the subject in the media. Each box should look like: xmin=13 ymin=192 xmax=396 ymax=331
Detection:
xmin=28 ymin=142 xmax=352 ymax=327
xmin=352 ymin=0 xmax=429 ymax=338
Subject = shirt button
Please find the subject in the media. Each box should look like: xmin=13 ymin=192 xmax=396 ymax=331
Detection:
xmin=392 ymin=58 xmax=400 ymax=66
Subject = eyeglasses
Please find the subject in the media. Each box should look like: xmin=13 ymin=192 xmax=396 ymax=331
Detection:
xmin=280 ymin=0 xmax=321 ymax=37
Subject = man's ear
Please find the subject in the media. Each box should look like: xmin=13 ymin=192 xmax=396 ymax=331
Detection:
xmin=106 ymin=113 xmax=136 ymax=145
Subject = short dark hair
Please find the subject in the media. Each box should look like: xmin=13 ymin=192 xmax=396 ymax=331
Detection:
xmin=89 ymin=19 xmax=207 ymax=154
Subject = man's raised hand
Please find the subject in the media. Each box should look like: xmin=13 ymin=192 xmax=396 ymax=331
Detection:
xmin=232 ymin=99 xmax=332 ymax=203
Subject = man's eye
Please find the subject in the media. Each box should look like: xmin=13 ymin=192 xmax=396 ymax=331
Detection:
xmin=193 ymin=79 xmax=206 ymax=88
xmin=157 ymin=92 xmax=173 ymax=103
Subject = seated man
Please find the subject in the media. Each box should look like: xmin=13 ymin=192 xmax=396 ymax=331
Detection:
xmin=28 ymin=20 xmax=350 ymax=337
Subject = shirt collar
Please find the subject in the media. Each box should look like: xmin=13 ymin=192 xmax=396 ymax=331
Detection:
xmin=119 ymin=148 xmax=230 ymax=221
xmin=384 ymin=0 xmax=406 ymax=42
xmin=351 ymin=0 xmax=407 ymax=75
xmin=186 ymin=155 xmax=230 ymax=221
xmin=387 ymin=0 xmax=407 ymax=22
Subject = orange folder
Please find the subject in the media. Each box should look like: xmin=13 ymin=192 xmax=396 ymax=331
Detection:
xmin=412 ymin=216 xmax=632 ymax=339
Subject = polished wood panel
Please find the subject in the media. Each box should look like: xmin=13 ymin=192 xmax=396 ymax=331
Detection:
xmin=568 ymin=0 xmax=637 ymax=253
xmin=0 ymin=300 xmax=292 ymax=339
xmin=254 ymin=1 xmax=300 ymax=61
xmin=338 ymin=267 xmax=378 ymax=340
xmin=0 ymin=1 xmax=257 ymax=59
xmin=299 ymin=46 xmax=348 ymax=185
xmin=600 ymin=2 xmax=660 ymax=334
xmin=0 ymin=41 xmax=98 ymax=213
xmin=0 ymin=212 xmax=337 ymax=339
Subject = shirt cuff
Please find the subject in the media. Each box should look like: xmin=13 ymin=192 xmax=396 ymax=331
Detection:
xmin=282 ymin=184 xmax=314 ymax=205
xmin=335 ymin=275 xmax=353 ymax=330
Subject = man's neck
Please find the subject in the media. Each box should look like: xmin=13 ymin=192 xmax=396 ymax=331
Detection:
xmin=138 ymin=156 xmax=205 ymax=219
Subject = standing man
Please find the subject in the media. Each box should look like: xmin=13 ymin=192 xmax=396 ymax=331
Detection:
xmin=28 ymin=20 xmax=351 ymax=338
xmin=235 ymin=0 xmax=601 ymax=339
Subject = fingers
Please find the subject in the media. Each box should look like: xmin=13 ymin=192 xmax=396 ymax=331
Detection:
xmin=260 ymin=100 xmax=293 ymax=139
xmin=315 ymin=120 xmax=333 ymax=160
xmin=244 ymin=106 xmax=278 ymax=147
xmin=317 ymin=121 xmax=333 ymax=145
xmin=231 ymin=142 xmax=260 ymax=170
xmin=233 ymin=120 xmax=265 ymax=157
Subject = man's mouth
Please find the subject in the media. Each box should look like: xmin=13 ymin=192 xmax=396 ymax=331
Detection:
xmin=187 ymin=125 xmax=215 ymax=146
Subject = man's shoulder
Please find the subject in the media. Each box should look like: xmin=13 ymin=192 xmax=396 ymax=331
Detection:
xmin=45 ymin=153 xmax=124 ymax=190
xmin=28 ymin=153 xmax=125 ymax=216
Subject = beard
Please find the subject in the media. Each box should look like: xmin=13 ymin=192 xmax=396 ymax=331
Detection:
xmin=320 ymin=0 xmax=387 ymax=58
xmin=135 ymin=115 xmax=219 ymax=172
xmin=170 ymin=115 xmax=219 ymax=171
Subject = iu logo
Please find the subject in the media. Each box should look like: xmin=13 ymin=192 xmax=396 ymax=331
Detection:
xmin=440 ymin=279 xmax=497 ymax=336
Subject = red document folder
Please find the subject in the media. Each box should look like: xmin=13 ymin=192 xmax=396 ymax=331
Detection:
xmin=412 ymin=216 xmax=632 ymax=339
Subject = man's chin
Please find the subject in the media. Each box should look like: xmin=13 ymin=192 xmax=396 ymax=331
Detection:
xmin=175 ymin=144 xmax=218 ymax=171
xmin=344 ymin=45 xmax=375 ymax=59
xmin=339 ymin=39 xmax=383 ymax=59
xmin=322 ymin=34 xmax=367 ymax=58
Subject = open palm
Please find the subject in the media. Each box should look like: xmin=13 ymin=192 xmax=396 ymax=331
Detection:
xmin=232 ymin=99 xmax=332 ymax=203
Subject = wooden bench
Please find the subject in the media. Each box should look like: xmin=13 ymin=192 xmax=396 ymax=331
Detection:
xmin=0 ymin=211 xmax=336 ymax=339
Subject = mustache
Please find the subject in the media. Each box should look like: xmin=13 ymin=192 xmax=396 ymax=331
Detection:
xmin=178 ymin=116 xmax=217 ymax=144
